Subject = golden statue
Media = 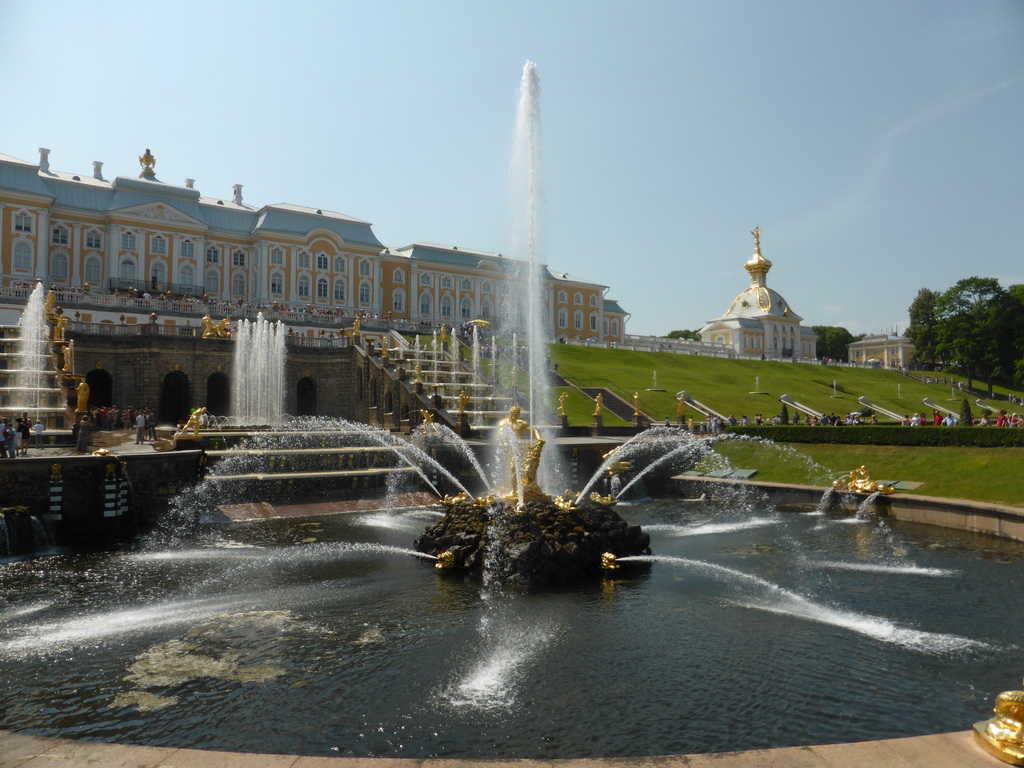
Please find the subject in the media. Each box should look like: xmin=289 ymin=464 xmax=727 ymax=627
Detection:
xmin=519 ymin=428 xmax=548 ymax=502
xmin=179 ymin=407 xmax=207 ymax=438
xmin=593 ymin=393 xmax=604 ymax=417
xmin=53 ymin=314 xmax=68 ymax=342
xmin=62 ymin=343 xmax=74 ymax=374
xmin=751 ymin=226 xmax=762 ymax=254
xmin=435 ymin=550 xmax=456 ymax=570
xmin=75 ymin=379 xmax=90 ymax=413
xmin=601 ymin=552 xmax=619 ymax=571
xmin=832 ymin=465 xmax=895 ymax=495
xmin=457 ymin=390 xmax=470 ymax=415
xmin=632 ymin=391 xmax=640 ymax=418
xmin=676 ymin=396 xmax=685 ymax=418
xmin=419 ymin=409 xmax=438 ymax=433
xmin=415 ymin=363 xmax=423 ymax=383
xmin=139 ymin=148 xmax=156 ymax=177
xmin=200 ymin=315 xmax=231 ymax=339
xmin=557 ymin=391 xmax=568 ymax=416
xmin=498 ymin=405 xmax=549 ymax=503
xmin=44 ymin=290 xmax=56 ymax=315
xmin=381 ymin=337 xmax=390 ymax=362
xmin=975 ymin=680 xmax=1024 ymax=765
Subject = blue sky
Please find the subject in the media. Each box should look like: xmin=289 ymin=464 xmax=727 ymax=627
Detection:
xmin=3 ymin=0 xmax=1021 ymax=337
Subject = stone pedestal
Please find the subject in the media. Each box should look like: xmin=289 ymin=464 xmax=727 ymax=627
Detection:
xmin=592 ymin=414 xmax=603 ymax=429
xmin=559 ymin=414 xmax=569 ymax=430
xmin=456 ymin=412 xmax=470 ymax=436
xmin=173 ymin=435 xmax=206 ymax=451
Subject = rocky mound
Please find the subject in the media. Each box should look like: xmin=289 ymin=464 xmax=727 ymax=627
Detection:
xmin=413 ymin=498 xmax=651 ymax=587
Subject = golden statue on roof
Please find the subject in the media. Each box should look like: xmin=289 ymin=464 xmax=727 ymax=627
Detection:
xmin=751 ymin=226 xmax=762 ymax=255
xmin=139 ymin=148 xmax=156 ymax=178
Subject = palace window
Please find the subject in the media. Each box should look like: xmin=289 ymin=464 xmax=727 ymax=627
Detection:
xmin=13 ymin=213 xmax=32 ymax=232
xmin=85 ymin=230 xmax=103 ymax=249
xmin=120 ymin=258 xmax=137 ymax=280
xmin=13 ymin=243 xmax=32 ymax=271
xmin=270 ymin=247 xmax=284 ymax=266
xmin=51 ymin=225 xmax=68 ymax=245
xmin=557 ymin=290 xmax=567 ymax=304
xmin=590 ymin=295 xmax=598 ymax=307
xmin=152 ymin=236 xmax=167 ymax=255
xmin=205 ymin=270 xmax=220 ymax=295
xmin=232 ymin=273 xmax=246 ymax=297
xmin=270 ymin=272 xmax=284 ymax=295
xmin=121 ymin=231 xmax=137 ymax=251
xmin=316 ymin=253 xmax=329 ymax=271
xmin=574 ymin=310 xmax=583 ymax=331
xmin=180 ymin=264 xmax=195 ymax=289
xmin=574 ymin=292 xmax=583 ymax=305
xmin=150 ymin=262 xmax=167 ymax=290
xmin=359 ymin=281 xmax=370 ymax=304
xmin=298 ymin=251 xmax=311 ymax=268
xmin=205 ymin=245 xmax=220 ymax=264
xmin=392 ymin=289 xmax=405 ymax=313
xmin=297 ymin=276 xmax=310 ymax=298
xmin=420 ymin=273 xmax=431 ymax=286
xmin=440 ymin=296 xmax=453 ymax=318
xmin=359 ymin=260 xmax=371 ymax=277
xmin=441 ymin=276 xmax=453 ymax=289
xmin=180 ymin=240 xmax=195 ymax=259
xmin=481 ymin=300 xmax=492 ymax=320
xmin=558 ymin=308 xmax=567 ymax=328
xmin=333 ymin=279 xmax=346 ymax=302
xmin=334 ymin=255 xmax=344 ymax=272
xmin=317 ymin=278 xmax=328 ymax=299
xmin=589 ymin=313 xmax=597 ymax=331
xmin=461 ymin=278 xmax=472 ymax=291
xmin=84 ymin=257 xmax=102 ymax=284
xmin=393 ymin=268 xmax=405 ymax=283
xmin=460 ymin=297 xmax=473 ymax=320
xmin=482 ymin=281 xmax=492 ymax=294
xmin=611 ymin=319 xmax=619 ymax=337
xmin=232 ymin=250 xmax=246 ymax=267
xmin=419 ymin=293 xmax=432 ymax=316
xmin=49 ymin=253 xmax=69 ymax=281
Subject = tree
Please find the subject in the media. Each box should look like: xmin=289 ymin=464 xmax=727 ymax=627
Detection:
xmin=906 ymin=288 xmax=940 ymax=366
xmin=934 ymin=277 xmax=1011 ymax=396
xmin=666 ymin=329 xmax=700 ymax=341
xmin=811 ymin=326 xmax=856 ymax=361
xmin=778 ymin=403 xmax=790 ymax=425
xmin=958 ymin=398 xmax=973 ymax=426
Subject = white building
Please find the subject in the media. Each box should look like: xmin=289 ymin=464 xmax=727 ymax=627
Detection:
xmin=699 ymin=229 xmax=816 ymax=360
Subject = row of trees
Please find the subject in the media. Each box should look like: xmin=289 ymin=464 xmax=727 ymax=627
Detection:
xmin=907 ymin=277 xmax=1024 ymax=396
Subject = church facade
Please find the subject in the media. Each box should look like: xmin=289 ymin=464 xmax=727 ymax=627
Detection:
xmin=699 ymin=229 xmax=816 ymax=359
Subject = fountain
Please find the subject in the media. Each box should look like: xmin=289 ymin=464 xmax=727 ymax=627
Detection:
xmin=230 ymin=313 xmax=286 ymax=425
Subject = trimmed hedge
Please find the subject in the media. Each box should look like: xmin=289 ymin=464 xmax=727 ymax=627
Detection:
xmin=726 ymin=425 xmax=1024 ymax=447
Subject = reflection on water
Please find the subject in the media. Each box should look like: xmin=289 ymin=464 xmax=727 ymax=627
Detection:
xmin=0 ymin=501 xmax=1022 ymax=759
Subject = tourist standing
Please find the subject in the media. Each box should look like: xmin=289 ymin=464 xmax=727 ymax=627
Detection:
xmin=135 ymin=410 xmax=147 ymax=444
xmin=17 ymin=415 xmax=30 ymax=456
xmin=4 ymin=421 xmax=16 ymax=458
xmin=147 ymin=409 xmax=157 ymax=441
xmin=76 ymin=416 xmax=92 ymax=453
xmin=32 ymin=419 xmax=44 ymax=448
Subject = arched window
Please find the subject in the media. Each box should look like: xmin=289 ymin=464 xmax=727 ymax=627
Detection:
xmin=558 ymin=308 xmax=568 ymax=328
xmin=441 ymin=276 xmax=453 ymax=289
xmin=150 ymin=261 xmax=167 ymax=289
xmin=204 ymin=269 xmax=220 ymax=295
xmin=574 ymin=292 xmax=583 ymax=305
xmin=482 ymin=281 xmax=492 ymax=294
xmin=590 ymin=295 xmax=598 ymax=307
xmin=557 ymin=290 xmax=567 ymax=303
xmin=298 ymin=251 xmax=310 ymax=268
xmin=481 ymin=299 xmax=492 ymax=320
xmin=392 ymin=288 xmax=405 ymax=313
xmin=333 ymin=279 xmax=346 ymax=302
xmin=419 ymin=292 xmax=432 ymax=316
xmin=440 ymin=295 xmax=453 ymax=318
xmin=316 ymin=252 xmax=329 ymax=271
xmin=85 ymin=230 xmax=103 ymax=250
xmin=420 ymin=273 xmax=431 ymax=286
xmin=317 ymin=277 xmax=328 ymax=299
xmin=334 ymin=255 xmax=344 ymax=272
xmin=461 ymin=278 xmax=472 ymax=291
xmin=121 ymin=231 xmax=137 ymax=251
xmin=460 ymin=297 xmax=473 ymax=320
xmin=120 ymin=258 xmax=136 ymax=280
xmin=298 ymin=275 xmax=310 ymax=298
xmin=589 ymin=312 xmax=598 ymax=331
xmin=180 ymin=264 xmax=195 ymax=289
xmin=393 ymin=268 xmax=405 ymax=283
xmin=179 ymin=240 xmax=194 ymax=260
xmin=49 ymin=252 xmax=69 ymax=281
xmin=574 ymin=310 xmax=583 ymax=331
xmin=359 ymin=260 xmax=371 ymax=276
xmin=270 ymin=247 xmax=284 ymax=265
xmin=13 ymin=242 xmax=32 ymax=271
xmin=152 ymin=236 xmax=167 ymax=255
xmin=270 ymin=271 xmax=284 ymax=295
xmin=359 ymin=281 xmax=370 ymax=304
xmin=232 ymin=272 xmax=246 ymax=297
xmin=205 ymin=245 xmax=220 ymax=264
xmin=84 ymin=256 xmax=102 ymax=284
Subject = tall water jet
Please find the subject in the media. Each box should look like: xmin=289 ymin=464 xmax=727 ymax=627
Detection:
xmin=231 ymin=313 xmax=286 ymax=425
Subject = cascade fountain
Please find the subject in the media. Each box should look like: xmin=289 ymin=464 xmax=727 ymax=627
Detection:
xmin=230 ymin=313 xmax=286 ymax=425
xmin=0 ymin=66 xmax=1019 ymax=766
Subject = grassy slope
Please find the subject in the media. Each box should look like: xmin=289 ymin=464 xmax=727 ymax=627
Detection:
xmin=546 ymin=344 xmax=1024 ymax=507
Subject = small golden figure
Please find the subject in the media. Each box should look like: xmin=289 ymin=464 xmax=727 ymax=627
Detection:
xmin=593 ymin=393 xmax=604 ymax=417
xmin=557 ymin=391 xmax=569 ymax=416
xmin=457 ymin=390 xmax=470 ymax=415
xmin=75 ymin=379 xmax=90 ymax=413
xmin=632 ymin=391 xmax=640 ymax=418
xmin=415 ymin=363 xmax=423 ymax=383
xmin=601 ymin=552 xmax=619 ymax=570
xmin=53 ymin=314 xmax=68 ymax=342
xmin=139 ymin=148 xmax=156 ymax=177
xmin=435 ymin=550 xmax=456 ymax=570
xmin=179 ymin=406 xmax=207 ymax=438
xmin=200 ymin=315 xmax=231 ymax=339
xmin=975 ymin=679 xmax=1024 ymax=765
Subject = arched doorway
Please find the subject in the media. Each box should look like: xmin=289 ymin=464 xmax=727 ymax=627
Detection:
xmin=160 ymin=371 xmax=190 ymax=424
xmin=297 ymin=377 xmax=316 ymax=416
xmin=85 ymin=368 xmax=113 ymax=408
xmin=206 ymin=371 xmax=230 ymax=417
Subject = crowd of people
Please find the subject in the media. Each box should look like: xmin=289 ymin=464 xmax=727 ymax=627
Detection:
xmin=2 ymin=413 xmax=43 ymax=458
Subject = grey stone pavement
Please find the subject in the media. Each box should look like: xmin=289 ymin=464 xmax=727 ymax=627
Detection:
xmin=0 ymin=729 xmax=1006 ymax=767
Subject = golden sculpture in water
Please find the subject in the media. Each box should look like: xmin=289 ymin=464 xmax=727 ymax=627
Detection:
xmin=457 ymin=390 xmax=469 ymax=415
xmin=498 ymin=405 xmax=549 ymax=503
xmin=601 ymin=552 xmax=619 ymax=570
xmin=593 ymin=393 xmax=604 ymax=417
xmin=419 ymin=409 xmax=438 ymax=433
xmin=975 ymin=679 xmax=1024 ymax=765
xmin=589 ymin=491 xmax=616 ymax=507
xmin=832 ymin=465 xmax=895 ymax=495
xmin=178 ymin=406 xmax=207 ymax=438
xmin=435 ymin=550 xmax=456 ymax=570
xmin=201 ymin=315 xmax=231 ymax=339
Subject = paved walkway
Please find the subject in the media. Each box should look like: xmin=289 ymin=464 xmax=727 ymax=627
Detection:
xmin=0 ymin=729 xmax=1005 ymax=767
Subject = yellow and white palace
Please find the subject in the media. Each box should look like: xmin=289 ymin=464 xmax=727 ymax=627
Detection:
xmin=0 ymin=148 xmax=627 ymax=342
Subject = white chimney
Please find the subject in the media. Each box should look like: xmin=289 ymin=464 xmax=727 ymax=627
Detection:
xmin=38 ymin=148 xmax=51 ymax=173
xmin=185 ymin=178 xmax=195 ymax=189
xmin=92 ymin=161 xmax=104 ymax=180
xmin=232 ymin=184 xmax=243 ymax=205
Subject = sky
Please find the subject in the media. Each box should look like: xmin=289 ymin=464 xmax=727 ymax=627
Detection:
xmin=2 ymin=0 xmax=1022 ymax=337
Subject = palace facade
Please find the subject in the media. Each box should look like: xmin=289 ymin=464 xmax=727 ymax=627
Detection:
xmin=699 ymin=229 xmax=816 ymax=360
xmin=0 ymin=148 xmax=627 ymax=342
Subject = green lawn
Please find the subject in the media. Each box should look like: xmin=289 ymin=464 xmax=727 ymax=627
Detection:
xmin=549 ymin=344 xmax=1018 ymax=424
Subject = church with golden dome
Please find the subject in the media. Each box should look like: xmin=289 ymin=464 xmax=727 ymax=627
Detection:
xmin=699 ymin=228 xmax=817 ymax=359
